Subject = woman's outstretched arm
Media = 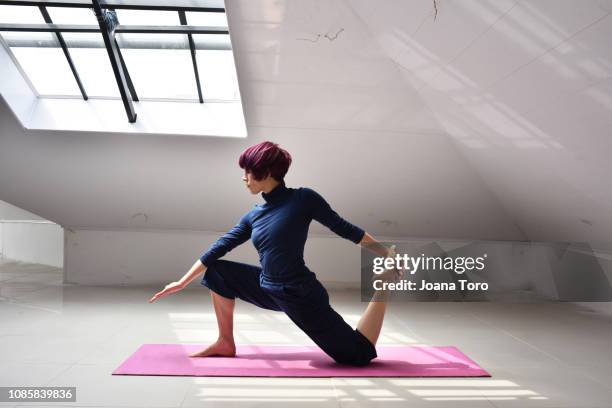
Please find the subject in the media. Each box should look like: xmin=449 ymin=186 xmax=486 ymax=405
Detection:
xmin=150 ymin=211 xmax=252 ymax=303
xmin=149 ymin=259 xmax=208 ymax=303
xmin=358 ymin=231 xmax=392 ymax=258
xmin=302 ymin=188 xmax=395 ymax=258
xmin=177 ymin=259 xmax=208 ymax=288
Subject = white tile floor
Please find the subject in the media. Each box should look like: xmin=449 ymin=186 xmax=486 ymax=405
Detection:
xmin=1 ymin=258 xmax=611 ymax=408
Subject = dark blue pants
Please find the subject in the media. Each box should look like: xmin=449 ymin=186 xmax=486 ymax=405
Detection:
xmin=201 ymin=259 xmax=378 ymax=366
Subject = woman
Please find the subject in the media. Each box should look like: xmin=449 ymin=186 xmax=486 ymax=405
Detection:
xmin=149 ymin=141 xmax=401 ymax=366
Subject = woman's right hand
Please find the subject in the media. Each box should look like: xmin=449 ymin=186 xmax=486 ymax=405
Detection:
xmin=149 ymin=281 xmax=184 ymax=303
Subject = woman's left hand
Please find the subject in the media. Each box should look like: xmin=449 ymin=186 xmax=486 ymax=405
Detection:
xmin=149 ymin=281 xmax=184 ymax=303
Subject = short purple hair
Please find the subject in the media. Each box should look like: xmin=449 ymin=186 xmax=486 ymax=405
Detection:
xmin=239 ymin=141 xmax=292 ymax=182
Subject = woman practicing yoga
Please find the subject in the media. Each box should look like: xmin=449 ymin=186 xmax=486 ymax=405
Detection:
xmin=149 ymin=141 xmax=402 ymax=366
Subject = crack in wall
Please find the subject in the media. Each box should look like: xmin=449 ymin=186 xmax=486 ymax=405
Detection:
xmin=131 ymin=212 xmax=149 ymax=223
xmin=296 ymin=27 xmax=345 ymax=43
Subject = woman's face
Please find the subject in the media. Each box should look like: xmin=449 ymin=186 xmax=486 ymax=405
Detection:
xmin=242 ymin=170 xmax=264 ymax=194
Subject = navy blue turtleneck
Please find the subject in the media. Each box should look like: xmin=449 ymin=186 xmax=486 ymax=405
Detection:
xmin=200 ymin=181 xmax=365 ymax=283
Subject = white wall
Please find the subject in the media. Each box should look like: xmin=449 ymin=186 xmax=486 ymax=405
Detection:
xmin=575 ymin=302 xmax=612 ymax=318
xmin=64 ymin=228 xmax=366 ymax=287
xmin=0 ymin=200 xmax=63 ymax=267
xmin=64 ymin=227 xmax=612 ymax=306
xmin=0 ymin=220 xmax=63 ymax=267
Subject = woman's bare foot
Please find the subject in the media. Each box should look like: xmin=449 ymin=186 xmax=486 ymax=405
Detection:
xmin=370 ymin=246 xmax=403 ymax=302
xmin=189 ymin=337 xmax=236 ymax=357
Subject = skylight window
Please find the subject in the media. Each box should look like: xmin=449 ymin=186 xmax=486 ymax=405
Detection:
xmin=11 ymin=46 xmax=82 ymax=95
xmin=0 ymin=5 xmax=44 ymax=24
xmin=121 ymin=45 xmax=199 ymax=99
xmin=47 ymin=7 xmax=98 ymax=25
xmin=0 ymin=1 xmax=239 ymax=125
xmin=63 ymin=40 xmax=121 ymax=97
xmin=195 ymin=49 xmax=240 ymax=100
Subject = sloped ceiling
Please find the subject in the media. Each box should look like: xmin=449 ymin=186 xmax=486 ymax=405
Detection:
xmin=5 ymin=0 xmax=609 ymax=243
xmin=347 ymin=0 xmax=612 ymax=242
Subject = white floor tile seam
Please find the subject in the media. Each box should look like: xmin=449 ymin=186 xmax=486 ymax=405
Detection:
xmin=469 ymin=313 xmax=567 ymax=357
xmin=331 ymin=377 xmax=503 ymax=407
xmin=0 ymin=276 xmax=62 ymax=285
xmin=180 ymin=378 xmax=340 ymax=408
xmin=573 ymin=370 xmax=612 ymax=392
xmin=466 ymin=311 xmax=612 ymax=388
xmin=36 ymin=323 xmax=133 ymax=386
xmin=0 ymin=298 xmax=64 ymax=315
xmin=0 ymin=283 xmax=59 ymax=293
xmin=0 ymin=265 xmax=61 ymax=273
xmin=329 ymin=376 xmax=348 ymax=408
xmin=176 ymin=381 xmax=192 ymax=408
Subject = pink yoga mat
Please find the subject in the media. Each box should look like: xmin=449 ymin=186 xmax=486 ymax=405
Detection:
xmin=112 ymin=344 xmax=490 ymax=377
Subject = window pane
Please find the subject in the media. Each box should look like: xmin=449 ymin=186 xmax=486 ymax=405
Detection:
xmin=0 ymin=5 xmax=44 ymax=23
xmin=195 ymin=49 xmax=240 ymax=100
xmin=185 ymin=12 xmax=228 ymax=27
xmin=47 ymin=7 xmax=98 ymax=24
xmin=0 ymin=5 xmax=50 ymax=43
xmin=116 ymin=34 xmax=189 ymax=50
xmin=1 ymin=31 xmax=56 ymax=45
xmin=115 ymin=10 xmax=180 ymax=25
xmin=10 ymin=47 xmax=80 ymax=95
xmin=114 ymin=11 xmax=181 ymax=44
xmin=120 ymin=41 xmax=198 ymax=99
xmin=68 ymin=48 xmax=120 ymax=97
xmin=62 ymin=32 xmax=103 ymax=46
xmin=193 ymin=34 xmax=232 ymax=51
xmin=65 ymin=34 xmax=120 ymax=98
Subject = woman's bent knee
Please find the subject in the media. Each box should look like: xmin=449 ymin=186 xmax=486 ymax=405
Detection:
xmin=330 ymin=344 xmax=376 ymax=367
xmin=333 ymin=354 xmax=374 ymax=367
xmin=210 ymin=288 xmax=236 ymax=301
xmin=200 ymin=260 xmax=238 ymax=299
